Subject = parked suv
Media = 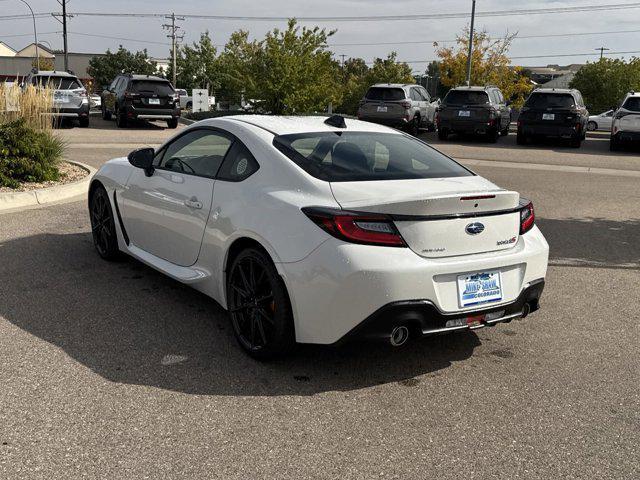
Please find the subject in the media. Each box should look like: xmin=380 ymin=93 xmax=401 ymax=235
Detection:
xmin=610 ymin=92 xmax=640 ymax=151
xmin=357 ymin=83 xmax=438 ymax=135
xmin=101 ymin=74 xmax=180 ymax=128
xmin=23 ymin=70 xmax=90 ymax=128
xmin=517 ymin=88 xmax=588 ymax=148
xmin=436 ymin=86 xmax=511 ymax=142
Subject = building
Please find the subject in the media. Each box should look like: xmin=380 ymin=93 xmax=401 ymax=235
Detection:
xmin=522 ymin=64 xmax=583 ymax=87
xmin=0 ymin=41 xmax=169 ymax=91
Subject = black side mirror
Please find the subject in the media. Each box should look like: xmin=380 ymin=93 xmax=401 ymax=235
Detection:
xmin=128 ymin=148 xmax=155 ymax=177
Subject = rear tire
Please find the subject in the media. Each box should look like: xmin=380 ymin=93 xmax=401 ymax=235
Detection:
xmin=516 ymin=132 xmax=527 ymax=145
xmin=115 ymin=107 xmax=127 ymax=128
xmin=487 ymin=128 xmax=499 ymax=143
xmin=500 ymin=125 xmax=509 ymax=136
xmin=79 ymin=117 xmax=89 ymax=128
xmin=166 ymin=118 xmax=178 ymax=129
xmin=587 ymin=121 xmax=597 ymax=131
xmin=102 ymin=104 xmax=112 ymax=121
xmin=407 ymin=115 xmax=420 ymax=136
xmin=570 ymin=136 xmax=582 ymax=148
xmin=437 ymin=128 xmax=448 ymax=140
xmin=610 ymin=136 xmax=620 ymax=151
xmin=227 ymin=248 xmax=295 ymax=360
xmin=89 ymin=186 xmax=120 ymax=261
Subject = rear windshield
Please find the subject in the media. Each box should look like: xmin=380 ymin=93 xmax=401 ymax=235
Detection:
xmin=622 ymin=97 xmax=640 ymax=111
xmin=365 ymin=87 xmax=406 ymax=101
xmin=444 ymin=90 xmax=489 ymax=105
xmin=525 ymin=93 xmax=575 ymax=109
xmin=32 ymin=76 xmax=81 ymax=90
xmin=130 ymin=80 xmax=174 ymax=96
xmin=273 ymin=132 xmax=473 ymax=182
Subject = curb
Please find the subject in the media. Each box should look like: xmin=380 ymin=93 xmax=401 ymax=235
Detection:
xmin=179 ymin=117 xmax=196 ymax=126
xmin=0 ymin=160 xmax=96 ymax=213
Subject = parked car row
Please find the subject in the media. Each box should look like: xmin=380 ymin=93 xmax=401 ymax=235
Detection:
xmin=100 ymin=74 xmax=181 ymax=129
xmin=358 ymin=82 xmax=640 ymax=151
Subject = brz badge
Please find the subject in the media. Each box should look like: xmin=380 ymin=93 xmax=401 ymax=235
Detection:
xmin=465 ymin=222 xmax=485 ymax=235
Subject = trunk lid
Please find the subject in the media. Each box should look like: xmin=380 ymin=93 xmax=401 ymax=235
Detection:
xmin=330 ymin=177 xmax=521 ymax=258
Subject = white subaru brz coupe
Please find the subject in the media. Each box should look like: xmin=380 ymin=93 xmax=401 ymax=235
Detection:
xmin=89 ymin=115 xmax=549 ymax=358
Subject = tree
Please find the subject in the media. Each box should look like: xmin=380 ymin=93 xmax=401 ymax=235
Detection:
xmin=87 ymin=46 xmax=157 ymax=88
xmin=336 ymin=53 xmax=414 ymax=115
xmin=435 ymin=29 xmax=531 ymax=107
xmin=169 ymin=32 xmax=220 ymax=91
xmin=32 ymin=57 xmax=54 ymax=71
xmin=218 ymin=19 xmax=342 ymax=114
xmin=570 ymin=58 xmax=640 ymax=113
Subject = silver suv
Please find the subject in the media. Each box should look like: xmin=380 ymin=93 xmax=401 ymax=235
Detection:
xmin=357 ymin=83 xmax=438 ymax=135
xmin=610 ymin=91 xmax=640 ymax=151
xmin=23 ymin=70 xmax=90 ymax=128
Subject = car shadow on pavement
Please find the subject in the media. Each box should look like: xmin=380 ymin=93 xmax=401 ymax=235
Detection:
xmin=0 ymin=231 xmax=480 ymax=397
xmin=89 ymin=118 xmax=168 ymax=131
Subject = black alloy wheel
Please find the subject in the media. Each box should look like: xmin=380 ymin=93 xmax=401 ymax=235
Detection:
xmin=227 ymin=248 xmax=295 ymax=359
xmin=89 ymin=186 xmax=120 ymax=260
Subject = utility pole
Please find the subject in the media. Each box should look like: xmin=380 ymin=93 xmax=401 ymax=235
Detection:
xmin=163 ymin=13 xmax=185 ymax=86
xmin=61 ymin=0 xmax=68 ymax=70
xmin=465 ymin=0 xmax=476 ymax=86
xmin=339 ymin=54 xmax=346 ymax=68
xmin=53 ymin=1 xmax=72 ymax=71
xmin=595 ymin=46 xmax=610 ymax=60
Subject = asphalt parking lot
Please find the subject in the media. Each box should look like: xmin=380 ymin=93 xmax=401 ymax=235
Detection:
xmin=1 ymin=117 xmax=639 ymax=479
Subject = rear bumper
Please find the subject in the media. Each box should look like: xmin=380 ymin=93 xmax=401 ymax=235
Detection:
xmin=42 ymin=104 xmax=90 ymax=118
xmin=612 ymin=131 xmax=640 ymax=143
xmin=519 ymin=123 xmax=581 ymax=138
xmin=279 ymin=225 xmax=549 ymax=344
xmin=439 ymin=119 xmax=495 ymax=135
xmin=335 ymin=279 xmax=544 ymax=345
xmin=123 ymin=105 xmax=180 ymax=119
xmin=358 ymin=115 xmax=409 ymax=128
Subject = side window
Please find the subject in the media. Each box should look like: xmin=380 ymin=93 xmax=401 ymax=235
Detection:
xmin=488 ymin=90 xmax=499 ymax=104
xmin=109 ymin=78 xmax=119 ymax=90
xmin=496 ymin=90 xmax=505 ymax=104
xmin=410 ymin=88 xmax=421 ymax=101
xmin=217 ymin=141 xmax=259 ymax=182
xmin=419 ymin=87 xmax=431 ymax=102
xmin=158 ymin=129 xmax=233 ymax=177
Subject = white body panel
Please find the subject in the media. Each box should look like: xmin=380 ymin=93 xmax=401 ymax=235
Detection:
xmin=588 ymin=110 xmax=613 ymax=131
xmin=90 ymin=115 xmax=549 ymax=345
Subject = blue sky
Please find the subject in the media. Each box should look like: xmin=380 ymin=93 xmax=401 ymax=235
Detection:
xmin=1 ymin=0 xmax=639 ymax=70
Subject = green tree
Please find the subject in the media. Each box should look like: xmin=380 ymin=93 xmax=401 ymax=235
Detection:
xmin=87 ymin=46 xmax=157 ymax=88
xmin=218 ymin=19 xmax=342 ymax=114
xmin=570 ymin=58 xmax=640 ymax=113
xmin=169 ymin=32 xmax=220 ymax=91
xmin=435 ymin=29 xmax=531 ymax=107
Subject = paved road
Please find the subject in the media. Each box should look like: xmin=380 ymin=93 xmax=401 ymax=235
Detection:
xmin=1 ymin=118 xmax=639 ymax=479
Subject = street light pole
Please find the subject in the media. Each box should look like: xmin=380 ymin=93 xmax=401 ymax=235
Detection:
xmin=18 ymin=0 xmax=39 ymax=71
xmin=465 ymin=0 xmax=476 ymax=86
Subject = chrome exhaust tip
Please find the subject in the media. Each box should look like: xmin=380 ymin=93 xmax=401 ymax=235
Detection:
xmin=390 ymin=326 xmax=409 ymax=347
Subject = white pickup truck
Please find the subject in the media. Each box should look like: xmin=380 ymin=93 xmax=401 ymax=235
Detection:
xmin=176 ymin=89 xmax=215 ymax=111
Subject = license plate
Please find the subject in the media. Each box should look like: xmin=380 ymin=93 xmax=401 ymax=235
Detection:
xmin=457 ymin=271 xmax=502 ymax=307
xmin=458 ymin=110 xmax=471 ymax=117
xmin=55 ymin=93 xmax=70 ymax=103
xmin=377 ymin=106 xmax=387 ymax=112
xmin=148 ymin=98 xmax=160 ymax=105
xmin=542 ymin=113 xmax=555 ymax=120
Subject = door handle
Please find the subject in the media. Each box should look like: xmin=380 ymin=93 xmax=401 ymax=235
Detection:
xmin=184 ymin=197 xmax=202 ymax=209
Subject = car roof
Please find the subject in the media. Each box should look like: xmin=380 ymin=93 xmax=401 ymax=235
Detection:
xmin=200 ymin=115 xmax=403 ymax=136
xmin=531 ymin=88 xmax=577 ymax=94
xmin=33 ymin=70 xmax=77 ymax=78
xmin=450 ymin=86 xmax=494 ymax=91
xmin=123 ymin=74 xmax=168 ymax=82
xmin=370 ymin=83 xmax=414 ymax=89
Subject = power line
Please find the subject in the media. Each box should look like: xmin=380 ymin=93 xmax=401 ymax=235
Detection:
xmin=62 ymin=2 xmax=640 ymax=22
xmin=68 ymin=31 xmax=171 ymax=46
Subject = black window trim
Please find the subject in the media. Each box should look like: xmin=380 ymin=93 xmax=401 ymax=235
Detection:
xmin=152 ymin=126 xmax=259 ymax=181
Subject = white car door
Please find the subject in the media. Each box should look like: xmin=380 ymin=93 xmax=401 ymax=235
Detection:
xmin=419 ymin=87 xmax=436 ymax=123
xmin=601 ymin=110 xmax=614 ymax=130
xmin=120 ymin=128 xmax=234 ymax=267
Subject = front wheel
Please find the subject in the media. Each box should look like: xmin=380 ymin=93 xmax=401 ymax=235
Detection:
xmin=610 ymin=137 xmax=620 ymax=151
xmin=89 ymin=186 xmax=120 ymax=261
xmin=587 ymin=121 xmax=597 ymax=131
xmin=115 ymin=108 xmax=127 ymax=128
xmin=570 ymin=136 xmax=582 ymax=148
xmin=227 ymin=248 xmax=295 ymax=359
xmin=166 ymin=118 xmax=178 ymax=129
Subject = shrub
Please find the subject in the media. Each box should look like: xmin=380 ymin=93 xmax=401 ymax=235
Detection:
xmin=0 ymin=118 xmax=64 ymax=188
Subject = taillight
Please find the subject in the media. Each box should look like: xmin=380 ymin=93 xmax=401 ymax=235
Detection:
xmin=401 ymin=101 xmax=411 ymax=109
xmin=124 ymin=91 xmax=139 ymax=100
xmin=302 ymin=207 xmax=406 ymax=247
xmin=519 ymin=200 xmax=535 ymax=235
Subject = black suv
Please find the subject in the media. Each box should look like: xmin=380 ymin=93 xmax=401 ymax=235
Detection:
xmin=517 ymin=88 xmax=588 ymax=148
xmin=436 ymin=86 xmax=511 ymax=142
xmin=101 ymin=74 xmax=180 ymax=128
